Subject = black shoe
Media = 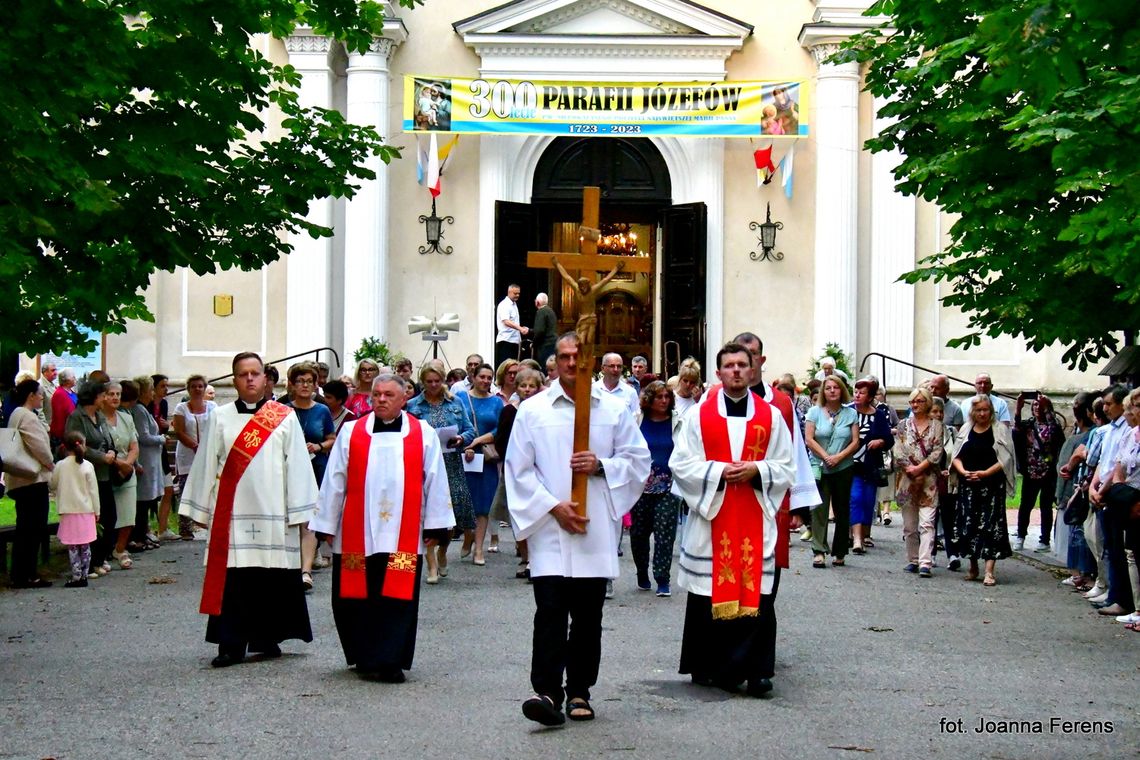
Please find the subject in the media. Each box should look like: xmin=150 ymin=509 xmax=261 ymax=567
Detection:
xmin=690 ymin=673 xmax=715 ymax=687
xmin=522 ymin=695 xmax=566 ymax=726
xmin=250 ymin=642 xmax=282 ymax=658
xmin=636 ymin=572 xmax=651 ymax=591
xmin=12 ymin=578 xmax=53 ymax=589
xmin=948 ymin=558 xmax=961 ymax=571
xmin=746 ymin=678 xmax=773 ymax=698
xmin=714 ymin=678 xmax=741 ymax=694
xmin=359 ymin=666 xmax=405 ymax=683
xmin=64 ymin=578 xmax=88 ymax=588
xmin=211 ymin=652 xmax=245 ymax=668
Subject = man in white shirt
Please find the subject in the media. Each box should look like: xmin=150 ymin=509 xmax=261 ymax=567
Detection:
xmin=39 ymin=363 xmax=58 ymax=426
xmin=495 ymin=284 xmax=528 ymax=368
xmin=507 ymin=332 xmax=650 ymax=726
xmin=962 ymin=373 xmax=1012 ymax=426
xmin=593 ymin=353 xmax=639 ymax=416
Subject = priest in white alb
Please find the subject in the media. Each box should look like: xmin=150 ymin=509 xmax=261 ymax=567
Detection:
xmin=310 ymin=373 xmax=454 ymax=683
xmin=671 ymin=342 xmax=795 ymax=697
xmin=506 ymin=332 xmax=651 ymax=726
xmin=179 ymin=352 xmax=319 ymax=668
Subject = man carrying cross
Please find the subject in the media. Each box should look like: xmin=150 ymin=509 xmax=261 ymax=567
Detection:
xmin=670 ymin=342 xmax=796 ymax=697
xmin=506 ymin=331 xmax=650 ymax=726
xmin=310 ymin=372 xmax=454 ymax=683
xmin=180 ymin=352 xmax=319 ymax=668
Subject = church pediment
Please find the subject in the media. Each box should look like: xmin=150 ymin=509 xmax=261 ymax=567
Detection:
xmin=453 ymin=0 xmax=752 ymax=81
xmin=454 ymin=0 xmax=752 ymax=39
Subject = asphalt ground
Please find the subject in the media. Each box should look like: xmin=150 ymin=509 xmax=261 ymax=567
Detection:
xmin=0 ymin=517 xmax=1135 ymax=760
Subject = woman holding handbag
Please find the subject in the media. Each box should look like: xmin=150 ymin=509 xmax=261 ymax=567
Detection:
xmin=1055 ymin=393 xmax=1096 ymax=589
xmin=5 ymin=380 xmax=56 ymax=588
xmin=892 ymin=387 xmax=945 ymax=577
xmin=100 ymin=382 xmax=139 ymax=570
xmin=455 ymin=364 xmax=504 ymax=566
xmin=65 ymin=381 xmax=118 ymax=576
xmin=849 ymin=377 xmax=894 ymax=554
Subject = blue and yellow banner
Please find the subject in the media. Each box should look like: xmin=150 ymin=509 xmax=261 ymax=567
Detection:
xmin=403 ymin=77 xmax=808 ymax=138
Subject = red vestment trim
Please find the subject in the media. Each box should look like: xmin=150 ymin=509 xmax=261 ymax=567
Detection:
xmin=768 ymin=388 xmax=795 ymax=569
xmin=199 ymin=400 xmax=293 ymax=616
xmin=699 ymin=388 xmax=772 ymax=620
xmin=339 ymin=413 xmax=424 ymax=601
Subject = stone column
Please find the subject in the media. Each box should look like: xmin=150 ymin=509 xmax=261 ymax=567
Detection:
xmin=869 ymin=96 xmax=916 ymax=388
xmin=284 ymin=33 xmax=334 ymax=358
xmin=807 ymin=42 xmax=860 ymax=357
xmin=341 ymin=38 xmax=396 ymax=365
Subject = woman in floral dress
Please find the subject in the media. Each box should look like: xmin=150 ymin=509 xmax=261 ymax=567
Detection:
xmin=892 ymin=387 xmax=944 ymax=577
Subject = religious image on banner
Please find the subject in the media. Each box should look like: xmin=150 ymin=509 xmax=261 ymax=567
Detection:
xmin=402 ymin=77 xmax=809 ymax=139
xmin=412 ymin=78 xmax=453 ymax=132
xmin=762 ymin=85 xmax=800 ymax=136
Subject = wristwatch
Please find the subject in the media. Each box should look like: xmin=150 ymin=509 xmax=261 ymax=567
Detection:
xmin=594 ymin=461 xmax=606 ymax=477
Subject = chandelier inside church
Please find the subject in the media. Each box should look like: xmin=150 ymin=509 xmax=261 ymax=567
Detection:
xmin=595 ymin=223 xmax=639 ymax=256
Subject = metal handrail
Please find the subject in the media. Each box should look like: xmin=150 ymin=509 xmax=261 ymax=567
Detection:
xmin=857 ymin=351 xmax=1017 ymax=400
xmin=164 ymin=346 xmax=342 ymax=398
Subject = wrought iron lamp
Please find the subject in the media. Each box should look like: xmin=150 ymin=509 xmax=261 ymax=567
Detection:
xmin=419 ymin=198 xmax=454 ymax=255
xmin=749 ymin=202 xmax=784 ymax=262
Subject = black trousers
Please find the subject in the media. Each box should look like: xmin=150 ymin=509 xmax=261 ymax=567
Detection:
xmin=530 ymin=576 xmax=607 ymax=708
xmin=679 ymin=568 xmax=780 ymax=684
xmin=1103 ymin=484 xmax=1138 ymax=612
xmin=90 ymin=480 xmax=116 ymax=570
xmin=937 ymin=491 xmax=959 ymax=557
xmin=133 ymin=498 xmax=160 ymax=543
xmin=9 ymin=483 xmax=49 ymax=583
xmin=1018 ymin=471 xmax=1057 ymax=542
xmin=495 ymin=341 xmax=520 ymax=369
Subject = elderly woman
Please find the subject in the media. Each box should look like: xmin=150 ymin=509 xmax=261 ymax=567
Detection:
xmin=1055 ymin=393 xmax=1097 ymax=588
xmin=951 ymin=395 xmax=1016 ymax=587
xmin=850 ymin=377 xmax=894 ymax=554
xmin=1013 ymin=392 xmax=1066 ymax=552
xmin=455 ymin=363 xmax=504 ymax=565
xmin=100 ymin=381 xmax=140 ymax=569
xmin=346 ymin=360 xmax=380 ymax=418
xmin=407 ymin=361 xmax=477 ymax=583
xmin=49 ymin=368 xmax=79 ymax=445
xmin=65 ymin=382 xmax=118 ymax=574
xmin=123 ymin=379 xmax=165 ymax=551
xmin=629 ymin=380 xmax=681 ymax=596
xmin=171 ymin=375 xmax=216 ymax=540
xmin=5 ymin=379 xmax=56 ymax=587
xmin=285 ymin=362 xmax=336 ymax=590
xmin=322 ymin=380 xmax=356 ymax=433
xmin=892 ymin=387 xmax=944 ymax=576
xmin=805 ymin=376 xmax=861 ymax=568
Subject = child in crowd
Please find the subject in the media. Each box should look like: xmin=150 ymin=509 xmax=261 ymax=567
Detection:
xmin=50 ymin=431 xmax=101 ymax=588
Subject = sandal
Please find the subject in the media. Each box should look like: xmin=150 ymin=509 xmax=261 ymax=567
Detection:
xmin=964 ymin=572 xmax=979 ymax=582
xmin=566 ymin=698 xmax=595 ymax=722
xmin=863 ymin=538 xmax=875 ymax=548
xmin=831 ymin=558 xmax=845 ymax=567
xmin=522 ymin=694 xmax=565 ymax=726
xmin=1124 ymin=622 xmax=1140 ymax=632
xmin=812 ymin=555 xmax=827 ymax=569
xmin=852 ymin=545 xmax=866 ymax=555
xmin=983 ymin=574 xmax=997 ymax=587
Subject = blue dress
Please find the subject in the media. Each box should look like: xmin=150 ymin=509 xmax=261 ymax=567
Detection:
xmin=286 ymin=403 xmax=335 ymax=485
xmin=454 ymin=391 xmax=504 ymax=517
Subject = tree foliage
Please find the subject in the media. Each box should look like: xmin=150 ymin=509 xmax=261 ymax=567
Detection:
xmin=843 ymin=0 xmax=1140 ymax=369
xmin=0 ymin=0 xmax=422 ymax=356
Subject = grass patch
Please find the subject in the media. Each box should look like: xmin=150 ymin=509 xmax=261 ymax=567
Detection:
xmin=0 ymin=495 xmax=59 ymax=527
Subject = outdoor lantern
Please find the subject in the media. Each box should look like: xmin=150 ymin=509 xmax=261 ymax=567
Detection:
xmin=419 ymin=198 xmax=454 ymax=255
xmin=750 ymin=202 xmax=784 ymax=262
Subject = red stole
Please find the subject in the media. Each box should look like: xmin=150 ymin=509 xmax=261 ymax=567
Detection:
xmin=767 ymin=388 xmax=795 ymax=569
xmin=200 ymin=400 xmax=293 ymax=616
xmin=699 ymin=388 xmax=772 ymax=620
xmin=339 ymin=413 xmax=424 ymax=601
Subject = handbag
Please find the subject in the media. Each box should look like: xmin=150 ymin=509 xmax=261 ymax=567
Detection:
xmin=0 ymin=427 xmax=41 ymax=478
xmin=107 ymin=448 xmax=135 ymax=487
xmin=1063 ymin=485 xmax=1090 ymax=526
xmin=464 ymin=394 xmax=500 ymax=465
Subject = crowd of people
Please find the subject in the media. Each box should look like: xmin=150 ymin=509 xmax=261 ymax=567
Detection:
xmin=2 ymin=328 xmax=1137 ymax=722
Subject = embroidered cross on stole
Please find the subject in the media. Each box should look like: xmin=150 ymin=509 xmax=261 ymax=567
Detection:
xmin=200 ymin=400 xmax=293 ymax=616
xmin=340 ymin=413 xmax=424 ymax=601
xmin=699 ymin=388 xmax=772 ymax=620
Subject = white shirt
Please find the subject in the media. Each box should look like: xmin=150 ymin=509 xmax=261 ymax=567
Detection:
xmin=593 ymin=378 xmax=639 ymax=417
xmin=496 ymin=296 xmax=521 ymax=344
xmin=179 ymin=402 xmax=318 ymax=569
xmin=505 ymin=381 xmax=651 ymax=579
xmin=309 ymin=412 xmax=455 ymax=555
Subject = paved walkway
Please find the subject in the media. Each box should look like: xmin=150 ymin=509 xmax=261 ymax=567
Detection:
xmin=1 ymin=519 xmax=1135 ymax=759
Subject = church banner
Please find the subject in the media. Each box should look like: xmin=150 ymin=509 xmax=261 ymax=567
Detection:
xmin=403 ymin=77 xmax=807 ymax=138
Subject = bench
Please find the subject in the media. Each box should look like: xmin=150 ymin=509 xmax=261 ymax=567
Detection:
xmin=0 ymin=523 xmax=59 ymax=577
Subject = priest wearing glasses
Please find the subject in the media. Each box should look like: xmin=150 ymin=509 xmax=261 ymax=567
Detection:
xmin=310 ymin=373 xmax=454 ymax=683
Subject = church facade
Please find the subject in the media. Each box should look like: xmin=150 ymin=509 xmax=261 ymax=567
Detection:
xmin=83 ymin=0 xmax=1102 ymax=394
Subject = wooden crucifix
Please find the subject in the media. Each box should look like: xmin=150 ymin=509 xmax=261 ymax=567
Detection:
xmin=527 ymin=186 xmax=653 ymax=516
